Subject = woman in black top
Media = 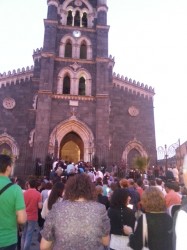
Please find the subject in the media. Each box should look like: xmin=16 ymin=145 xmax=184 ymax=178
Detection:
xmin=108 ymin=188 xmax=136 ymax=250
xmin=124 ymin=187 xmax=173 ymax=250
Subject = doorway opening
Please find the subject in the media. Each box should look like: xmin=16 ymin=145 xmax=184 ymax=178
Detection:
xmin=60 ymin=132 xmax=84 ymax=163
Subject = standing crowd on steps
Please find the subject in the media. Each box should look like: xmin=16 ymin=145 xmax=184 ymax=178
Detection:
xmin=0 ymin=154 xmax=187 ymax=250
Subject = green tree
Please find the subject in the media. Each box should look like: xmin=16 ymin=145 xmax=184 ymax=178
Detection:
xmin=133 ymin=156 xmax=150 ymax=173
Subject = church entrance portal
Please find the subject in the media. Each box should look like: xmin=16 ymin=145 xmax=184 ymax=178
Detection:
xmin=60 ymin=132 xmax=84 ymax=163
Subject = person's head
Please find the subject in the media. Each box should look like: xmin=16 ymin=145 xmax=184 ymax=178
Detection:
xmin=0 ymin=154 xmax=12 ymax=175
xmin=141 ymin=187 xmax=166 ymax=212
xmin=95 ymin=185 xmax=103 ymax=196
xmin=48 ymin=182 xmax=65 ymax=210
xmin=155 ymin=178 xmax=163 ymax=186
xmin=64 ymin=173 xmax=95 ymax=201
xmin=149 ymin=179 xmax=156 ymax=186
xmin=110 ymin=188 xmax=130 ymax=209
xmin=28 ymin=179 xmax=37 ymax=188
xmin=136 ymin=178 xmax=143 ymax=188
xmin=96 ymin=177 xmax=103 ymax=186
xmin=119 ymin=178 xmax=128 ymax=188
xmin=45 ymin=182 xmax=53 ymax=190
xmin=128 ymin=178 xmax=135 ymax=187
xmin=165 ymin=180 xmax=180 ymax=192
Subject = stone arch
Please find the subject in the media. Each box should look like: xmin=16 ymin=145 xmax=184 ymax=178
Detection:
xmin=29 ymin=129 xmax=35 ymax=147
xmin=0 ymin=132 xmax=19 ymax=158
xmin=57 ymin=67 xmax=75 ymax=94
xmin=57 ymin=67 xmax=92 ymax=96
xmin=59 ymin=35 xmax=76 ymax=58
xmin=76 ymin=68 xmax=92 ymax=95
xmin=122 ymin=139 xmax=148 ymax=167
xmin=32 ymin=94 xmax=38 ymax=109
xmin=59 ymin=0 xmax=95 ymax=28
xmin=77 ymin=36 xmax=92 ymax=59
xmin=62 ymin=0 xmax=93 ymax=14
xmin=49 ymin=117 xmax=94 ymax=162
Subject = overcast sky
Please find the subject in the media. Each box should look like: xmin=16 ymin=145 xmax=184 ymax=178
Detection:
xmin=0 ymin=0 xmax=187 ymax=155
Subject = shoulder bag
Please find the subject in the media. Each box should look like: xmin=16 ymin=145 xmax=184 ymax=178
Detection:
xmin=0 ymin=183 xmax=14 ymax=196
xmin=142 ymin=213 xmax=149 ymax=250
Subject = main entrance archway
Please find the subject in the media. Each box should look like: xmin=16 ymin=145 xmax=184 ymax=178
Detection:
xmin=49 ymin=117 xmax=94 ymax=162
xmin=122 ymin=139 xmax=148 ymax=169
xmin=60 ymin=132 xmax=84 ymax=163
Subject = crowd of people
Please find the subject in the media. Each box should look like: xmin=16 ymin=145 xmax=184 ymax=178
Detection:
xmin=1 ymin=154 xmax=187 ymax=250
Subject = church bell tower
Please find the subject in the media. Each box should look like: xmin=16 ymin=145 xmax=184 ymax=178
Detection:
xmin=32 ymin=0 xmax=114 ymax=164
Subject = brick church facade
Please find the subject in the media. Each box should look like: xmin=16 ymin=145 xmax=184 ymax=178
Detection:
xmin=0 ymin=0 xmax=156 ymax=176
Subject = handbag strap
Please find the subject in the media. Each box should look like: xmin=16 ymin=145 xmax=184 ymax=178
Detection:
xmin=0 ymin=183 xmax=14 ymax=196
xmin=142 ymin=213 xmax=148 ymax=247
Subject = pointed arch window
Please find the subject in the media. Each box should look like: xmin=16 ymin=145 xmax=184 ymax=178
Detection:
xmin=80 ymin=41 xmax=87 ymax=59
xmin=74 ymin=10 xmax=81 ymax=27
xmin=63 ymin=75 xmax=70 ymax=94
xmin=67 ymin=10 xmax=73 ymax=26
xmin=65 ymin=40 xmax=72 ymax=58
xmin=82 ymin=12 xmax=88 ymax=27
xmin=78 ymin=77 xmax=86 ymax=95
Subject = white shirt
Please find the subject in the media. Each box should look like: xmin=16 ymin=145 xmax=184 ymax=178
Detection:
xmin=176 ymin=210 xmax=187 ymax=250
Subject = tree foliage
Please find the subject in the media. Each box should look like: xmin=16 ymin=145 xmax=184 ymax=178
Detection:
xmin=133 ymin=156 xmax=150 ymax=172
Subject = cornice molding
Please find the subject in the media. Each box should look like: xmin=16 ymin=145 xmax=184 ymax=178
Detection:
xmin=113 ymin=75 xmax=155 ymax=99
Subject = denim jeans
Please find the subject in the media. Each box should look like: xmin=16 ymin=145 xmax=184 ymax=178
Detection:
xmin=21 ymin=221 xmax=37 ymax=250
xmin=0 ymin=244 xmax=17 ymax=250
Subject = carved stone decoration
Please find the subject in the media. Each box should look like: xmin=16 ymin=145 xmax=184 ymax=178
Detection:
xmin=29 ymin=129 xmax=35 ymax=147
xmin=70 ymin=62 xmax=81 ymax=72
xmin=3 ymin=97 xmax=16 ymax=110
xmin=75 ymin=0 xmax=82 ymax=6
xmin=128 ymin=106 xmax=139 ymax=117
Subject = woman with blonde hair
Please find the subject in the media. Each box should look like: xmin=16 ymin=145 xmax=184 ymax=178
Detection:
xmin=124 ymin=187 xmax=173 ymax=250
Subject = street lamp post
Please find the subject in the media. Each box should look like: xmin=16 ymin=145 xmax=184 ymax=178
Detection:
xmin=164 ymin=144 xmax=168 ymax=172
xmin=157 ymin=141 xmax=179 ymax=175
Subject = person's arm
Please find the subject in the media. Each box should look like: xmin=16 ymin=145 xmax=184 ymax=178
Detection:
xmin=40 ymin=237 xmax=53 ymax=250
xmin=38 ymin=193 xmax=43 ymax=209
xmin=41 ymin=199 xmax=48 ymax=219
xmin=101 ymin=234 xmax=110 ymax=246
xmin=16 ymin=209 xmax=27 ymax=224
xmin=38 ymin=201 xmax=43 ymax=209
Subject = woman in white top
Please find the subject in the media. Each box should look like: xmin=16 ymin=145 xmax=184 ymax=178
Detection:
xmin=41 ymin=182 xmax=65 ymax=219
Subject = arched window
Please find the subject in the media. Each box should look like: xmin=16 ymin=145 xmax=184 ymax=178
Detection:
xmin=65 ymin=40 xmax=72 ymax=58
xmin=67 ymin=10 xmax=73 ymax=26
xmin=63 ymin=75 xmax=70 ymax=94
xmin=82 ymin=12 xmax=88 ymax=27
xmin=78 ymin=77 xmax=86 ymax=95
xmin=74 ymin=10 xmax=80 ymax=27
xmin=80 ymin=41 xmax=87 ymax=59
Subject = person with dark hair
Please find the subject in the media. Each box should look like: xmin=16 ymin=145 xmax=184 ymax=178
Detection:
xmin=21 ymin=178 xmax=42 ymax=250
xmin=165 ymin=181 xmax=181 ymax=208
xmin=0 ymin=154 xmax=26 ymax=250
xmin=127 ymin=179 xmax=140 ymax=212
xmin=40 ymin=173 xmax=110 ymax=250
xmin=95 ymin=185 xmax=110 ymax=210
xmin=41 ymin=182 xmax=64 ymax=219
xmin=124 ymin=187 xmax=173 ymax=250
xmin=108 ymin=188 xmax=136 ymax=250
xmin=41 ymin=182 xmax=53 ymax=203
xmin=155 ymin=178 xmax=166 ymax=196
